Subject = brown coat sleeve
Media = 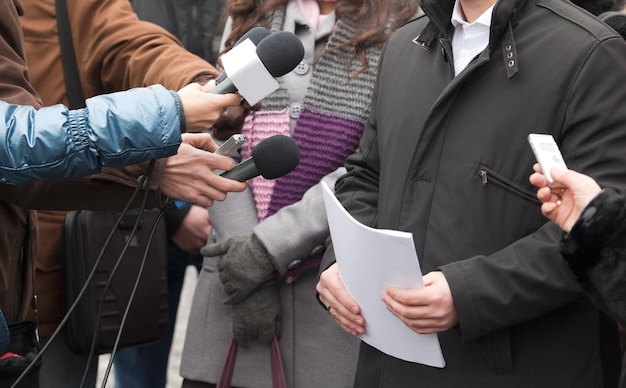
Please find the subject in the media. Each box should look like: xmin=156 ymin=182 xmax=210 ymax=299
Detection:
xmin=20 ymin=0 xmax=220 ymax=106
xmin=0 ymin=0 xmax=42 ymax=106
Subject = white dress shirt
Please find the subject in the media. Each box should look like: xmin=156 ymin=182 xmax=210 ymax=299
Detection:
xmin=451 ymin=1 xmax=494 ymax=76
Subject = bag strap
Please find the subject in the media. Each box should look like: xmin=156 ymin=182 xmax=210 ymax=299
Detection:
xmin=217 ymin=336 xmax=287 ymax=388
xmin=270 ymin=336 xmax=287 ymax=388
xmin=54 ymin=0 xmax=86 ymax=109
xmin=216 ymin=338 xmax=238 ymax=388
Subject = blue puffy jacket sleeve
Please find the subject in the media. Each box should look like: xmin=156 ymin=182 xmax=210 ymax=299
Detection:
xmin=0 ymin=84 xmax=182 ymax=184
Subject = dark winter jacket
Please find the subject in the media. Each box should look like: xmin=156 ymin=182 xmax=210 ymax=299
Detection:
xmin=321 ymin=0 xmax=626 ymax=385
xmin=130 ymin=0 xmax=225 ymax=64
xmin=561 ymin=188 xmax=626 ymax=388
xmin=561 ymin=188 xmax=626 ymax=326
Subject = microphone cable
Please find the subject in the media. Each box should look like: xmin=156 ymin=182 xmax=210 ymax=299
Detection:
xmin=98 ymin=201 xmax=174 ymax=387
xmin=79 ymin=160 xmax=156 ymax=388
xmin=10 ymin=159 xmax=156 ymax=388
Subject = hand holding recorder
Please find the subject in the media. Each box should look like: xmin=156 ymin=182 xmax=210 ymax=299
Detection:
xmin=527 ymin=133 xmax=601 ymax=232
xmin=529 ymin=164 xmax=601 ymax=233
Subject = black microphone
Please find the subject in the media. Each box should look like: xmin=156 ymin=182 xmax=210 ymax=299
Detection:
xmin=221 ymin=135 xmax=300 ymax=181
xmin=172 ymin=135 xmax=299 ymax=208
xmin=210 ymin=31 xmax=305 ymax=99
xmin=214 ymin=27 xmax=271 ymax=85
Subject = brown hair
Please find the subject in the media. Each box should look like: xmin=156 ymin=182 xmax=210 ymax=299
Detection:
xmin=221 ymin=0 xmax=419 ymax=74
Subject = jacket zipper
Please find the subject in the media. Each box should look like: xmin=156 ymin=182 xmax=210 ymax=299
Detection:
xmin=479 ymin=167 xmax=540 ymax=205
xmin=440 ymin=38 xmax=455 ymax=78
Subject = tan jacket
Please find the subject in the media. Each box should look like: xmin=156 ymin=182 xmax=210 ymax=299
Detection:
xmin=0 ymin=0 xmax=166 ymax=321
xmin=16 ymin=0 xmax=219 ymax=335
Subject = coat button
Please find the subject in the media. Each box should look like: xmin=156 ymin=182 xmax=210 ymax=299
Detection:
xmin=294 ymin=60 xmax=310 ymax=75
xmin=289 ymin=103 xmax=301 ymax=119
xmin=310 ymin=245 xmax=325 ymax=257
xmin=287 ymin=259 xmax=303 ymax=270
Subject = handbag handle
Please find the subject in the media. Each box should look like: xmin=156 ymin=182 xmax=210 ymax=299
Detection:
xmin=217 ymin=336 xmax=287 ymax=388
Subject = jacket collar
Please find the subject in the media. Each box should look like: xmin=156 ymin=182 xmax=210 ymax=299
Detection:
xmin=415 ymin=0 xmax=533 ymax=78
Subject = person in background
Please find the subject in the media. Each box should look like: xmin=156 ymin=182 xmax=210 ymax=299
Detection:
xmin=599 ymin=10 xmax=626 ymax=38
xmin=180 ymin=0 xmax=419 ymax=387
xmin=550 ymin=1 xmax=626 ymax=384
xmin=314 ymin=0 xmax=626 ymax=385
xmin=0 ymin=1 xmax=245 ymax=387
xmin=571 ymin=0 xmax=626 ymax=40
xmin=130 ymin=0 xmax=226 ymax=65
xmin=111 ymin=0 xmax=228 ymax=386
xmin=530 ymin=165 xmax=626 ymax=387
xmin=18 ymin=0 xmax=247 ymax=386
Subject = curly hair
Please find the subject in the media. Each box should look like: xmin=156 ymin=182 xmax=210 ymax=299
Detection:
xmin=220 ymin=0 xmax=420 ymax=74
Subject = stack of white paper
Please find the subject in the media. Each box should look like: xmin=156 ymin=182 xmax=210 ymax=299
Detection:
xmin=321 ymin=181 xmax=445 ymax=368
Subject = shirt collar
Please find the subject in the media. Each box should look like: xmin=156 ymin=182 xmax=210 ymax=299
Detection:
xmin=451 ymin=0 xmax=495 ymax=28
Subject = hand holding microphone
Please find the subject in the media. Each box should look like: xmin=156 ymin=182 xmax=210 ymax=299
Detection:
xmin=173 ymin=27 xmax=303 ymax=209
xmin=211 ymin=27 xmax=271 ymax=140
xmin=214 ymin=27 xmax=272 ymax=85
xmin=210 ymin=31 xmax=305 ymax=105
xmin=172 ymin=135 xmax=300 ymax=209
xmin=221 ymin=135 xmax=300 ymax=181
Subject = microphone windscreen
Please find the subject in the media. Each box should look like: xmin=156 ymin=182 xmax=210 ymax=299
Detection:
xmin=256 ymin=31 xmax=305 ymax=78
xmin=252 ymin=135 xmax=300 ymax=179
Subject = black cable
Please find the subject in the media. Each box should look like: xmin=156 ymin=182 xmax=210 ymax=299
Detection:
xmin=99 ymin=203 xmax=172 ymax=387
xmin=9 ymin=160 xmax=155 ymax=388
xmin=79 ymin=160 xmax=156 ymax=388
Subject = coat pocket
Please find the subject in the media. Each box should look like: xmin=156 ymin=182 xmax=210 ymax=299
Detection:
xmin=478 ymin=166 xmax=540 ymax=206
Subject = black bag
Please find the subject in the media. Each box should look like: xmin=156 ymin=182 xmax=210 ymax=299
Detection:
xmin=62 ymin=209 xmax=169 ymax=355
xmin=55 ymin=0 xmax=168 ymax=359
xmin=0 ymin=320 xmax=43 ymax=388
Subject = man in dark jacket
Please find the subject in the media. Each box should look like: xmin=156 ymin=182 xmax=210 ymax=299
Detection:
xmin=316 ymin=0 xmax=626 ymax=385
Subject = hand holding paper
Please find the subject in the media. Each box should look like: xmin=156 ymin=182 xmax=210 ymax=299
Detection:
xmin=317 ymin=263 xmax=365 ymax=337
xmin=321 ymin=181 xmax=445 ymax=367
xmin=383 ymin=271 xmax=459 ymax=334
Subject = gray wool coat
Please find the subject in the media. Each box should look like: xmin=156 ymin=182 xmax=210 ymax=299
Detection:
xmin=180 ymin=170 xmax=359 ymax=388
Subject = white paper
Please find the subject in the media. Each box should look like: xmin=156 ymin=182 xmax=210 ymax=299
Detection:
xmin=321 ymin=181 xmax=445 ymax=367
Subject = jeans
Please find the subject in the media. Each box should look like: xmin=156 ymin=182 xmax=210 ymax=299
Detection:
xmin=113 ymin=242 xmax=201 ymax=388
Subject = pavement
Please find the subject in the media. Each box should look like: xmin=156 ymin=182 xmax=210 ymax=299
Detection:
xmin=96 ymin=266 xmax=198 ymax=388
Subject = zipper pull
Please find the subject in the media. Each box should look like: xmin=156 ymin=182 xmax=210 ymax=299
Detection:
xmin=479 ymin=169 xmax=488 ymax=185
xmin=32 ymin=293 xmax=39 ymax=342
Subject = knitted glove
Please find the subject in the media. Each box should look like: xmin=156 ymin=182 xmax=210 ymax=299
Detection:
xmin=231 ymin=280 xmax=282 ymax=348
xmin=201 ymin=234 xmax=275 ymax=304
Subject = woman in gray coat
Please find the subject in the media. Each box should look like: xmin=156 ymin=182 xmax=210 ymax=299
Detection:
xmin=180 ymin=0 xmax=419 ymax=387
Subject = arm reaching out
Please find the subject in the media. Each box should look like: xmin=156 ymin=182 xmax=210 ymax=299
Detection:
xmin=529 ymin=164 xmax=601 ymax=232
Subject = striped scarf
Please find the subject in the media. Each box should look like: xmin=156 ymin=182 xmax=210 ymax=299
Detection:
xmin=240 ymin=7 xmax=381 ymax=221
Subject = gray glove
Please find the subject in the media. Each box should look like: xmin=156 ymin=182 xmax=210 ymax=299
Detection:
xmin=231 ymin=280 xmax=282 ymax=348
xmin=201 ymin=234 xmax=275 ymax=304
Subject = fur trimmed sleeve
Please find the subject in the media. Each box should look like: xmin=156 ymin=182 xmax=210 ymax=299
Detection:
xmin=560 ymin=188 xmax=626 ymax=324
